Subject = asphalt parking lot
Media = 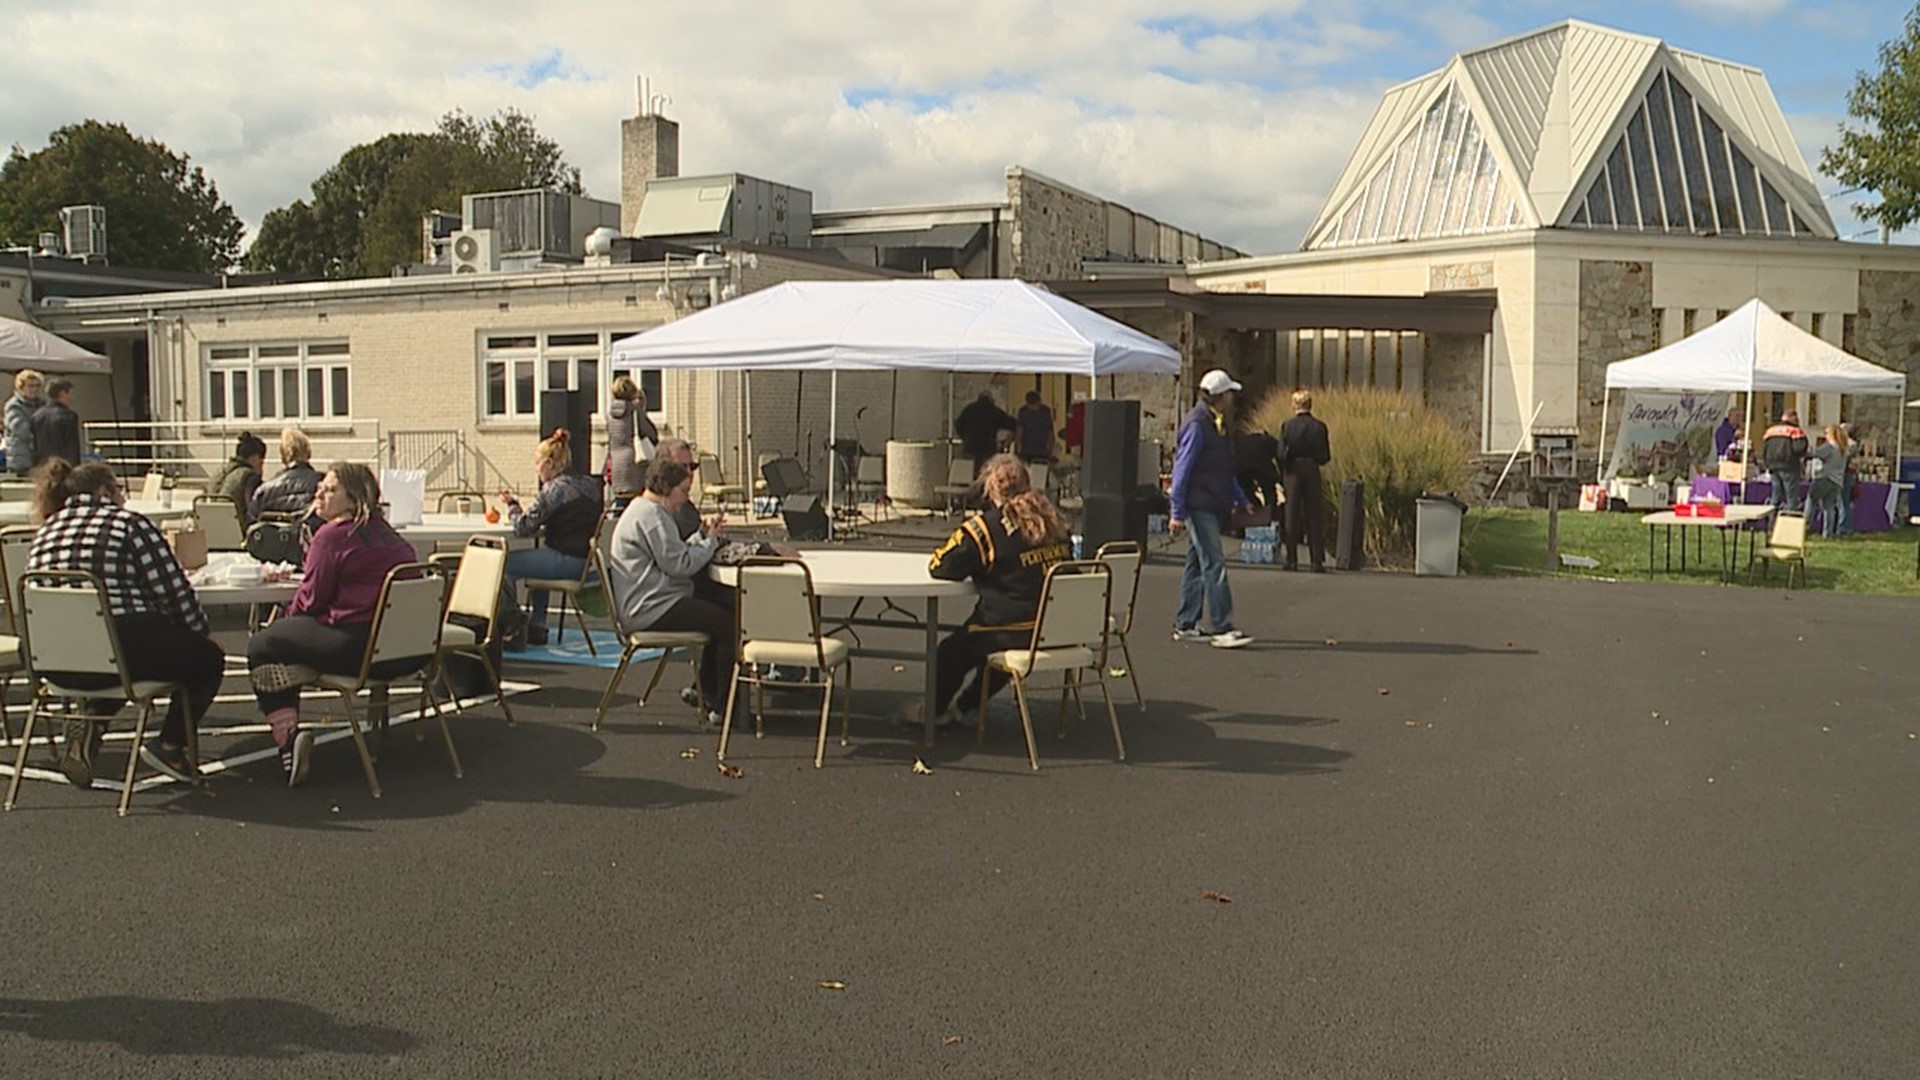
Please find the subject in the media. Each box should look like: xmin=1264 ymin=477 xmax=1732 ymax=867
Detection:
xmin=4 ymin=561 xmax=1919 ymax=1078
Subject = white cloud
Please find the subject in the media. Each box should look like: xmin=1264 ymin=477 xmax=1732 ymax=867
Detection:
xmin=0 ymin=1 xmax=1450 ymax=259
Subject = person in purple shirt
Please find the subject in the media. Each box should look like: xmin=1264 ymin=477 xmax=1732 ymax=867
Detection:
xmin=1713 ymin=412 xmax=1740 ymax=461
xmin=1169 ymin=369 xmax=1253 ymax=649
xmin=245 ymin=462 xmax=417 ymax=786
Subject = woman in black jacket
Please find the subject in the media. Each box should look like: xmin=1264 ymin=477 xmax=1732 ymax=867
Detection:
xmin=249 ymin=426 xmax=323 ymax=519
xmin=498 ymin=428 xmax=604 ymax=647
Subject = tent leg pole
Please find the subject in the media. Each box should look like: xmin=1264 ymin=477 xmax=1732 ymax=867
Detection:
xmin=1596 ymin=391 xmax=1609 ymax=482
xmin=828 ymin=371 xmax=839 ymax=532
xmin=1896 ymin=380 xmax=1906 ymax=499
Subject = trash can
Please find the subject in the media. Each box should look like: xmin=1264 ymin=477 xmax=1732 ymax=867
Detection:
xmin=1899 ymin=458 xmax=1920 ymax=518
xmin=1414 ymin=493 xmax=1468 ymax=577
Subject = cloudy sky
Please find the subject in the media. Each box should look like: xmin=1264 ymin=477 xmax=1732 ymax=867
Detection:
xmin=1 ymin=0 xmax=1911 ymax=258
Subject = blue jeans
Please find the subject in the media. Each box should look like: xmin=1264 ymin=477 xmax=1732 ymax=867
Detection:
xmin=1175 ymin=510 xmax=1235 ymax=634
xmin=1769 ymin=471 xmax=1799 ymax=511
xmin=1809 ymin=483 xmax=1844 ymax=537
xmin=502 ymin=546 xmax=588 ymax=626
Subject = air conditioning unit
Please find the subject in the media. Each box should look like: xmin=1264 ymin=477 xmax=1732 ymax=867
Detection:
xmin=449 ymin=228 xmax=497 ymax=274
xmin=59 ymin=205 xmax=107 ymax=263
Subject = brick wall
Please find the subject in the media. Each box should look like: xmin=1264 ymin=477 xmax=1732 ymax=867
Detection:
xmin=1852 ymin=269 xmax=1920 ymax=456
xmin=1577 ymin=259 xmax=1654 ymax=456
xmin=1425 ymin=333 xmax=1483 ymax=449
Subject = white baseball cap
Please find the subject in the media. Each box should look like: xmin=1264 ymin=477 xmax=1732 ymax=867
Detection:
xmin=1198 ymin=369 xmax=1243 ymax=395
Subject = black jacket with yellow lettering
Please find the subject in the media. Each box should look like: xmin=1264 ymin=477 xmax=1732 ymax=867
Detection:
xmin=929 ymin=510 xmax=1071 ymax=633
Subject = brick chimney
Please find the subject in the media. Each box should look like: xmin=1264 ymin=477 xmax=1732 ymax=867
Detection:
xmin=621 ymin=78 xmax=680 ymax=236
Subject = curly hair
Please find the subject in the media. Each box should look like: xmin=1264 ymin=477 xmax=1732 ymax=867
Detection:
xmin=978 ymin=453 xmax=1067 ymax=544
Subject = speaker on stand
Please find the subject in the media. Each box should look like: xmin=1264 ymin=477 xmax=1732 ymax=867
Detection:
xmin=780 ymin=494 xmax=831 ymax=542
xmin=538 ymin=389 xmax=592 ymax=475
xmin=1081 ymin=400 xmax=1140 ymax=497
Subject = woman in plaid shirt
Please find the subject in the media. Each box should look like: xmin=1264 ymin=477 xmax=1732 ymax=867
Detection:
xmin=26 ymin=459 xmax=226 ymax=788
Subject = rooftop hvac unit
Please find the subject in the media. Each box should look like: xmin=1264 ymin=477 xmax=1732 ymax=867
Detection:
xmin=450 ymin=229 xmax=497 ymax=274
xmin=460 ymin=189 xmax=620 ymax=260
xmin=59 ymin=205 xmax=106 ymax=263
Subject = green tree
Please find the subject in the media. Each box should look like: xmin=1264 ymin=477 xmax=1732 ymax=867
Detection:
xmin=0 ymin=120 xmax=245 ymax=273
xmin=245 ymin=109 xmax=583 ymax=277
xmin=1823 ymin=5 xmax=1920 ymax=232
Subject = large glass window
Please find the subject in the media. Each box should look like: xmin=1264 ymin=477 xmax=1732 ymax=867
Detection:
xmin=203 ymin=341 xmax=351 ymax=422
xmin=479 ymin=330 xmax=661 ymax=422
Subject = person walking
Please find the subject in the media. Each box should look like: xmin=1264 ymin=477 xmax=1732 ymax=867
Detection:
xmin=29 ymin=377 xmax=84 ymax=468
xmin=4 ymin=369 xmax=44 ymax=477
xmin=1169 ymin=369 xmax=1253 ymax=649
xmin=953 ymin=390 xmax=1015 ymax=477
xmin=1014 ymin=391 xmax=1055 ymax=464
xmin=1279 ymin=389 xmax=1332 ymax=572
xmin=1760 ymin=408 xmax=1809 ymax=512
xmin=605 ymin=374 xmax=658 ymax=505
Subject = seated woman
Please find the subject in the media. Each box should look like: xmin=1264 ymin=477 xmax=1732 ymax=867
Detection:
xmin=922 ymin=453 xmax=1073 ymax=727
xmin=212 ymin=431 xmax=267 ymax=522
xmin=26 ymin=458 xmax=226 ymax=787
xmin=246 ymin=463 xmax=417 ymax=786
xmin=498 ymin=429 xmax=603 ymax=648
xmin=250 ymin=425 xmax=323 ymax=519
xmin=607 ymin=456 xmax=733 ymax=720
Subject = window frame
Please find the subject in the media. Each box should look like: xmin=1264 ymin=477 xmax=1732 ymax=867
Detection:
xmin=478 ymin=329 xmax=663 ymax=424
xmin=203 ymin=341 xmax=351 ymax=422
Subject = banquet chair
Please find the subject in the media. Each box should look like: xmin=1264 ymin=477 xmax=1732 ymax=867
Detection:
xmin=718 ymin=557 xmax=852 ymax=768
xmin=4 ymin=570 xmax=192 ymax=817
xmin=699 ymin=453 xmax=746 ymax=512
xmin=138 ymin=471 xmax=166 ymax=501
xmin=193 ymin=494 xmax=248 ymax=551
xmin=1748 ymin=511 xmax=1808 ymax=588
xmin=0 ymin=526 xmax=34 ymax=749
xmin=516 ymin=514 xmax=605 ymax=656
xmin=933 ymin=459 xmax=975 ymax=518
xmin=270 ymin=564 xmax=454 ymax=799
xmin=590 ymin=516 xmax=708 ymax=731
xmin=434 ymin=537 xmax=517 ymax=727
xmin=1094 ymin=540 xmax=1146 ymax=711
xmin=851 ymin=457 xmax=890 ymax=521
xmin=976 ymin=560 xmax=1122 ymax=770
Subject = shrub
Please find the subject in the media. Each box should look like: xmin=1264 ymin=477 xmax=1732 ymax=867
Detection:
xmin=1247 ymin=386 xmax=1474 ymax=564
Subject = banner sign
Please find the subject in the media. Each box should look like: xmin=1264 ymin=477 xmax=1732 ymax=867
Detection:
xmin=1604 ymin=391 xmax=1732 ymax=480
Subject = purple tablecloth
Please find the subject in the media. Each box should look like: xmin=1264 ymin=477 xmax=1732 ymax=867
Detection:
xmin=1688 ymin=476 xmax=1901 ymax=533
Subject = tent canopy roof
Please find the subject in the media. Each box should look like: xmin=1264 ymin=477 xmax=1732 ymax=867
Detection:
xmin=0 ymin=315 xmax=107 ymax=374
xmin=1604 ymin=299 xmax=1904 ymax=395
xmin=609 ymin=279 xmax=1181 ymax=376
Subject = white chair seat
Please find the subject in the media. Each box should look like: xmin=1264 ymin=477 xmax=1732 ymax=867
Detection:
xmin=440 ymin=623 xmax=478 ymax=649
xmin=0 ymin=633 xmax=21 ymax=669
xmin=1759 ymin=546 xmax=1802 ymax=560
xmin=520 ymin=577 xmax=587 ymax=592
xmin=40 ymin=679 xmax=178 ymax=700
xmin=742 ymin=637 xmax=849 ymax=668
xmin=627 ymin=630 xmax=709 ymax=648
xmin=988 ymin=645 xmax=1095 ymax=676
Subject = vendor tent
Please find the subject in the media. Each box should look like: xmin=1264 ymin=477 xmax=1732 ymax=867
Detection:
xmin=1599 ymin=298 xmax=1906 ymax=477
xmin=609 ymin=279 xmax=1182 ymax=516
xmin=0 ymin=315 xmax=108 ymax=374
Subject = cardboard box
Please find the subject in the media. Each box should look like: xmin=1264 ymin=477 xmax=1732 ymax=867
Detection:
xmin=1717 ymin=460 xmax=1751 ymax=483
xmin=166 ymin=527 xmax=207 ymax=571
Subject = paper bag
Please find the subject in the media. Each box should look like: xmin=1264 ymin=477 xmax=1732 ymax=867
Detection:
xmin=380 ymin=469 xmax=426 ymax=526
xmin=167 ymin=528 xmax=208 ymax=571
xmin=1717 ymin=459 xmax=1750 ymax=482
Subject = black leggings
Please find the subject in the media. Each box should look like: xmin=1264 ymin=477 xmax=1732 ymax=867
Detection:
xmin=933 ymin=628 xmax=1028 ymax=717
xmin=247 ymin=615 xmax=428 ymax=713
xmin=1283 ymin=467 xmax=1326 ymax=568
xmin=60 ymin=612 xmax=226 ymax=746
xmin=647 ymin=592 xmax=738 ymax=702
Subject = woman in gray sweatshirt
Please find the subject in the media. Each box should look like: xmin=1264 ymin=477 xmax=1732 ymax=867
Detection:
xmin=608 ymin=455 xmax=734 ymax=714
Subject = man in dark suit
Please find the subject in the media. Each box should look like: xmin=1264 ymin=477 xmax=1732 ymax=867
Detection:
xmin=1278 ymin=389 xmax=1332 ymax=572
xmin=30 ymin=377 xmax=84 ymax=467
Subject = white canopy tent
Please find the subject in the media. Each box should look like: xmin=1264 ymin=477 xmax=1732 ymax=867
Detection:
xmin=609 ymin=279 xmax=1182 ymax=517
xmin=0 ymin=315 xmax=108 ymax=374
xmin=1599 ymin=298 xmax=1906 ymax=479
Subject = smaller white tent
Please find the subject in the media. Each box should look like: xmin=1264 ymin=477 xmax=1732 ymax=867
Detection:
xmin=0 ymin=315 xmax=108 ymax=374
xmin=1600 ymin=298 xmax=1906 ymax=477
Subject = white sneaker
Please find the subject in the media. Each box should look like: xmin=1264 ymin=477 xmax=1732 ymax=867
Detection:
xmin=1210 ymin=629 xmax=1253 ymax=649
xmin=1171 ymin=627 xmax=1208 ymax=643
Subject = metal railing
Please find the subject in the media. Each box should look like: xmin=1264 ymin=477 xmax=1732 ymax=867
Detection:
xmin=86 ymin=420 xmax=383 ymax=482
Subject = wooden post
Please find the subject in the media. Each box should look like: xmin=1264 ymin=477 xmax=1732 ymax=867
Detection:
xmin=1546 ymin=487 xmax=1561 ymax=571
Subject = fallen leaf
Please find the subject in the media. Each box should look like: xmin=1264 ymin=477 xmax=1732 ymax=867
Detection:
xmin=892 ymin=664 xmax=905 ymax=673
xmin=911 ymin=758 xmax=934 ymax=775
xmin=818 ymin=981 xmax=846 ymax=991
xmin=1651 ymin=711 xmax=1660 ymax=719
xmin=941 ymin=1036 xmax=964 ymax=1047
xmin=1821 ymin=726 xmax=1830 ymax=733
xmin=1377 ymin=687 xmax=1390 ymax=696
xmin=1507 ymin=642 xmax=1516 ymax=648
xmin=812 ymin=892 xmax=826 ymax=901
xmin=717 ymin=762 xmax=744 ymax=779
xmin=1403 ymin=720 xmax=1418 ymax=728
xmin=1200 ymin=890 xmax=1232 ymax=904
xmin=679 ymin=747 xmax=700 ymax=759
xmin=1324 ymin=638 xmax=1339 ymax=646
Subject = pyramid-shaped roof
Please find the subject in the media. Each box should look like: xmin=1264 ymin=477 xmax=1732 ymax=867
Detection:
xmin=1303 ymin=20 xmax=1835 ymax=250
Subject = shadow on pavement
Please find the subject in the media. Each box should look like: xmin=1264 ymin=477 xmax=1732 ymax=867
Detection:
xmin=147 ymin=717 xmax=733 ymax=831
xmin=1263 ymin=638 xmax=1538 ymax=656
xmin=0 ymin=995 xmax=417 ymax=1058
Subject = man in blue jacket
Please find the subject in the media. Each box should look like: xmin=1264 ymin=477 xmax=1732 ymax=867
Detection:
xmin=1169 ymin=369 xmax=1253 ymax=649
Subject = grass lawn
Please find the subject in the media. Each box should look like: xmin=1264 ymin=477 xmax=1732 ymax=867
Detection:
xmin=1462 ymin=507 xmax=1920 ymax=595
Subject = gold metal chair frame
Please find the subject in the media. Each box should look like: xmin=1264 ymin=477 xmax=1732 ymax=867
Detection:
xmin=4 ymin=569 xmax=195 ymax=817
xmin=976 ymin=560 xmax=1125 ymax=770
xmin=589 ymin=507 xmax=708 ymax=731
xmin=433 ymin=536 xmax=518 ymax=727
xmin=1094 ymin=540 xmax=1146 ymax=711
xmin=718 ymin=556 xmax=853 ymax=768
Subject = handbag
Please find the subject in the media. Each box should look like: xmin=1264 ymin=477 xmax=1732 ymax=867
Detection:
xmin=245 ymin=519 xmax=309 ymax=567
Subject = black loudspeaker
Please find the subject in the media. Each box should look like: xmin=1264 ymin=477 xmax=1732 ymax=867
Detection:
xmin=538 ymin=390 xmax=591 ymax=474
xmin=1081 ymin=492 xmax=1147 ymax=553
xmin=781 ymin=494 xmax=830 ymax=542
xmin=1334 ymin=479 xmax=1366 ymax=571
xmin=761 ymin=457 xmax=809 ymax=499
xmin=1082 ymin=399 xmax=1140 ymax=497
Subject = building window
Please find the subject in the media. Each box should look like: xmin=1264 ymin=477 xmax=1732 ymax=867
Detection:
xmin=480 ymin=330 xmax=662 ymax=421
xmin=205 ymin=341 xmax=350 ymax=421
xmin=1650 ymin=308 xmax=1664 ymax=348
